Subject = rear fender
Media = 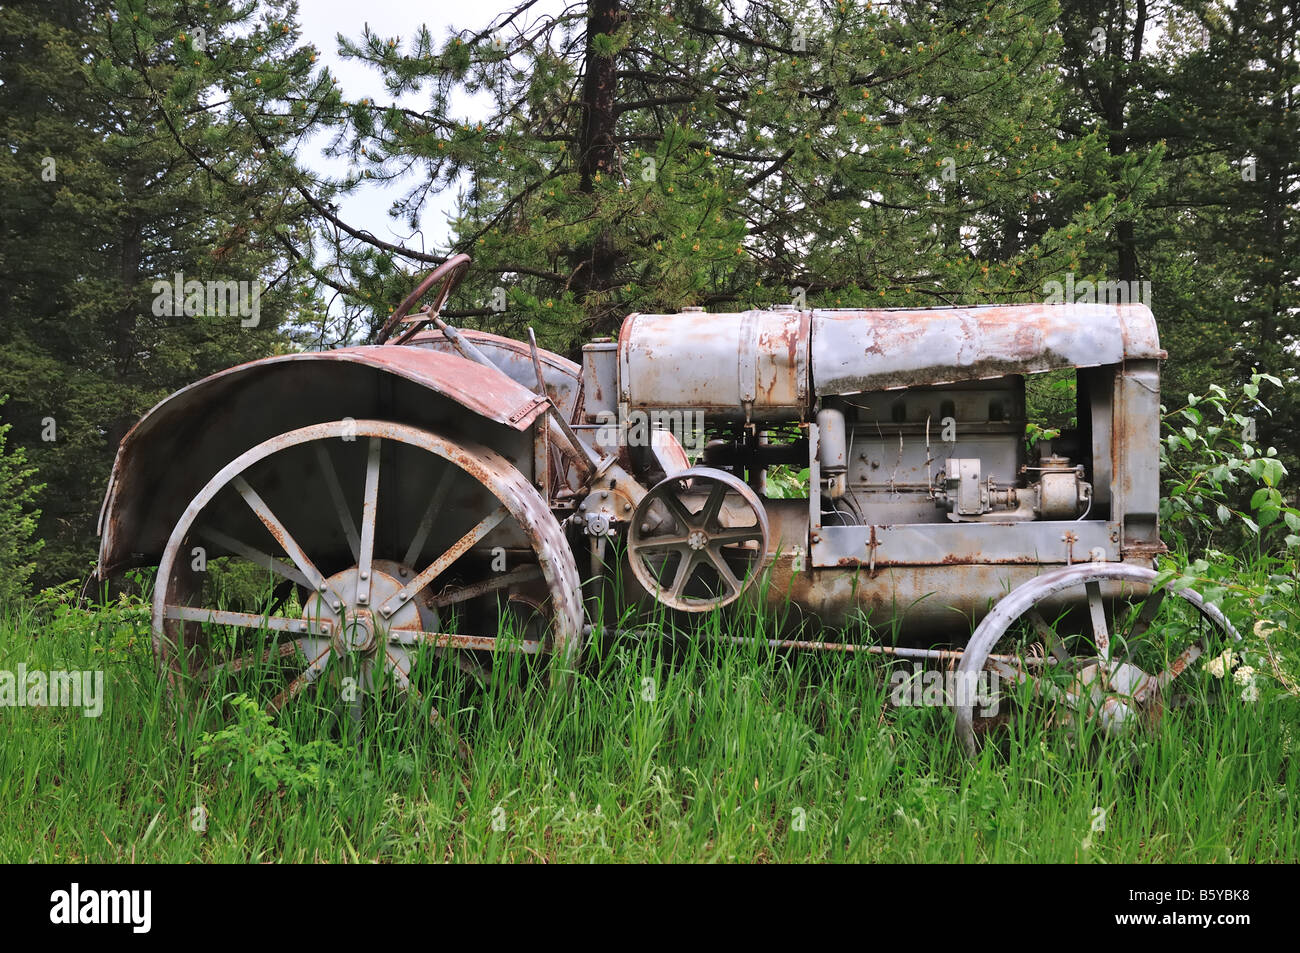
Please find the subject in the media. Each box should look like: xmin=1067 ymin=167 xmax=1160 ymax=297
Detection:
xmin=97 ymin=347 xmax=549 ymax=576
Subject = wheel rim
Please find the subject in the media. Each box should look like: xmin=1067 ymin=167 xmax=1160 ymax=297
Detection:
xmin=152 ymin=420 xmax=582 ymax=736
xmin=954 ymin=563 xmax=1240 ymax=756
xmin=627 ymin=466 xmax=770 ymax=612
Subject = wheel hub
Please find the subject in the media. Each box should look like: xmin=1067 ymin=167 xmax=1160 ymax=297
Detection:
xmin=1073 ymin=659 xmax=1151 ymax=735
xmin=303 ymin=567 xmax=422 ymax=684
xmin=688 ymin=529 xmax=709 ymax=551
xmin=341 ymin=612 xmax=375 ymax=652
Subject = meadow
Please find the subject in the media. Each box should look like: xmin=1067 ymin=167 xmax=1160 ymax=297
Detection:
xmin=1 ymin=566 xmax=1295 ymax=864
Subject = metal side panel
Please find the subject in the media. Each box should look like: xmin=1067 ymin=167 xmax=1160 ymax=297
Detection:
xmin=811 ymin=520 xmax=1121 ymax=568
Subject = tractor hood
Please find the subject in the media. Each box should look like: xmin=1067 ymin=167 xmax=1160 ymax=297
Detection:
xmin=810 ymin=302 xmax=1163 ymax=395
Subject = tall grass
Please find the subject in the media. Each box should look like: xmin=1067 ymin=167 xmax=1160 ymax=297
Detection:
xmin=1 ymin=580 xmax=1295 ymax=863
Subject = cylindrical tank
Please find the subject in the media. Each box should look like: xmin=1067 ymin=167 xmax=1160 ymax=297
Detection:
xmin=618 ymin=308 xmax=810 ymax=422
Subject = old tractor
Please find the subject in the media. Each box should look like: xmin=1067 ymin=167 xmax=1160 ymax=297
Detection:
xmin=97 ymin=255 xmax=1238 ymax=752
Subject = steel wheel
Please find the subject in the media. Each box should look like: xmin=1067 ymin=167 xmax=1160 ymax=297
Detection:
xmin=954 ymin=563 xmax=1240 ymax=756
xmin=152 ymin=420 xmax=582 ymax=742
xmin=627 ymin=466 xmax=770 ymax=612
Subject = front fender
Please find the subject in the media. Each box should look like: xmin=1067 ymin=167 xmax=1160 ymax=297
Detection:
xmin=97 ymin=346 xmax=549 ymax=576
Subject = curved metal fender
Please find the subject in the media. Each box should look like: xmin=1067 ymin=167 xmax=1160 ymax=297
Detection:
xmin=97 ymin=347 xmax=551 ymax=577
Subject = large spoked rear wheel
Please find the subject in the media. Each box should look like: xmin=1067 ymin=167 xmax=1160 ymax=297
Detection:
xmin=152 ymin=420 xmax=583 ymax=753
xmin=954 ymin=563 xmax=1240 ymax=756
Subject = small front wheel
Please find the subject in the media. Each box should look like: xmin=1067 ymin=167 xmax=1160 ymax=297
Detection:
xmin=954 ymin=563 xmax=1240 ymax=756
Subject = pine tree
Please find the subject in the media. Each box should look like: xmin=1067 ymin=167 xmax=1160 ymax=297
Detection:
xmin=0 ymin=0 xmax=336 ymax=585
xmin=320 ymin=0 xmax=1117 ymax=352
xmin=1054 ymin=0 xmax=1297 ymax=466
xmin=0 ymin=396 xmax=43 ymax=603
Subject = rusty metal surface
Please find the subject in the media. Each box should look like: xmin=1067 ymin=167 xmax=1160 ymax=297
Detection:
xmin=411 ymin=327 xmax=583 ymax=422
xmin=98 ymin=347 xmax=547 ymax=576
xmin=1112 ymin=362 xmax=1163 ymax=551
xmin=811 ymin=303 xmax=1163 ymax=394
xmin=742 ymin=553 xmax=1164 ymax=638
xmin=619 ymin=308 xmax=810 ymax=421
xmin=581 ymin=340 xmax=618 ymax=423
xmin=812 ymin=521 xmax=1119 ymax=568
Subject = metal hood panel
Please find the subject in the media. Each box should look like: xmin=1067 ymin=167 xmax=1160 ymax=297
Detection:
xmin=811 ymin=303 xmax=1162 ymax=395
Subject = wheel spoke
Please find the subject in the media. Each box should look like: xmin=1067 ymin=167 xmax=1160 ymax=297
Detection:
xmin=631 ymin=535 xmax=693 ymax=551
xmin=232 ymin=475 xmax=328 ymax=594
xmin=711 ymin=527 xmax=764 ymax=547
xmin=1027 ymin=609 xmax=1071 ymax=666
xmin=667 ymin=548 xmax=698 ymax=598
xmin=1134 ymin=640 xmax=1206 ymax=704
xmin=707 ymin=546 xmax=744 ymax=596
xmin=356 ymin=437 xmax=382 ymax=606
xmin=700 ymin=480 xmax=727 ymax=528
xmin=388 ymin=629 xmax=542 ymax=655
xmin=386 ymin=641 xmax=488 ymax=688
xmin=313 ymin=443 xmax=361 ymax=562
xmin=427 ymin=565 xmax=543 ymax=608
xmin=384 ymin=648 xmax=412 ymax=688
xmin=349 ymin=658 xmax=372 ymax=724
xmin=1085 ymin=580 xmax=1111 ymax=662
xmin=162 ymin=604 xmax=331 ymax=637
xmin=379 ymin=505 xmax=509 ymax=618
xmin=660 ymin=489 xmax=698 ymax=531
xmin=984 ymin=655 xmax=1081 ymax=709
xmin=403 ymin=463 xmax=459 ymax=566
xmin=197 ymin=527 xmax=310 ymax=590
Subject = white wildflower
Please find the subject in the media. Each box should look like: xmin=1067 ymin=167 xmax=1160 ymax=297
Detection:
xmin=1205 ymin=649 xmax=1237 ymax=679
xmin=1240 ymin=680 xmax=1259 ymax=703
xmin=1253 ymin=619 xmax=1280 ymax=638
xmin=1233 ymin=665 xmax=1256 ymax=686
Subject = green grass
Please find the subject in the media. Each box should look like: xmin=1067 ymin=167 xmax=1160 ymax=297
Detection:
xmin=0 ymin=589 xmax=1296 ymax=863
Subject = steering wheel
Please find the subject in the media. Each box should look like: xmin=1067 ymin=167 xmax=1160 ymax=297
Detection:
xmin=375 ymin=253 xmax=472 ymax=345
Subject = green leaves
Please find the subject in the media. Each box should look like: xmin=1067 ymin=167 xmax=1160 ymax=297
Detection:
xmin=0 ymin=0 xmax=329 ymax=585
xmin=0 ymin=396 xmax=44 ymax=603
xmin=194 ymin=693 xmax=350 ymax=797
xmin=326 ymin=0 xmax=1103 ymax=344
xmin=1160 ymin=371 xmax=1294 ymax=554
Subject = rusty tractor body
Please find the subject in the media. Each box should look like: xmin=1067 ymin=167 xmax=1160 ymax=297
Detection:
xmin=98 ymin=256 xmax=1238 ymax=751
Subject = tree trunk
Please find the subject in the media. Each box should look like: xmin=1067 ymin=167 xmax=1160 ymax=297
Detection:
xmin=573 ymin=0 xmax=621 ymax=333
